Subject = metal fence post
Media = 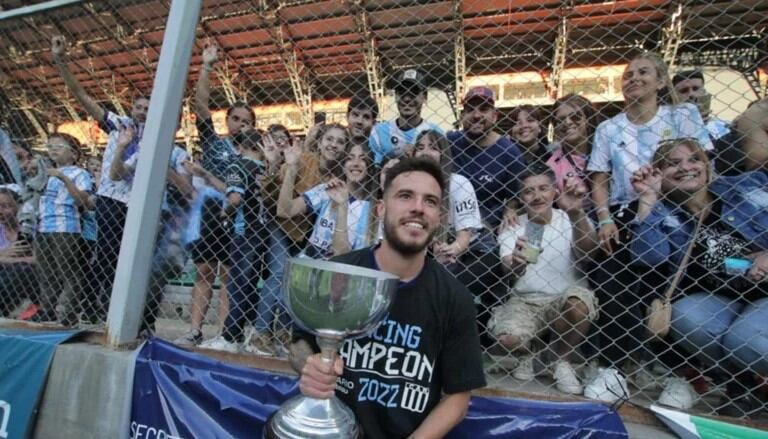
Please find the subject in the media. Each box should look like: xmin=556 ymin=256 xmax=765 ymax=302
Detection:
xmin=106 ymin=0 xmax=202 ymax=348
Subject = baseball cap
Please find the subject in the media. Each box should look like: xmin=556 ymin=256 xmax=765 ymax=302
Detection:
xmin=393 ymin=69 xmax=427 ymax=94
xmin=463 ymin=86 xmax=495 ymax=106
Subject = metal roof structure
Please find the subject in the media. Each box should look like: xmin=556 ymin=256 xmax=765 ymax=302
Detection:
xmin=0 ymin=0 xmax=765 ymax=139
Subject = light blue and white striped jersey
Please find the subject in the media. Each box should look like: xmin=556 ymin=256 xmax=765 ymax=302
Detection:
xmin=81 ymin=209 xmax=97 ymax=242
xmin=97 ymin=111 xmax=143 ymax=203
xmin=125 ymin=145 xmax=189 ymax=212
xmin=369 ymin=119 xmax=443 ymax=164
xmin=301 ymin=183 xmax=372 ymax=260
xmin=38 ymin=166 xmax=92 ymax=234
xmin=587 ymin=103 xmax=712 ymax=205
xmin=706 ymin=117 xmax=731 ymax=141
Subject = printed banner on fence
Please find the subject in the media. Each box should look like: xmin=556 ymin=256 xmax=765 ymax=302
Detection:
xmin=130 ymin=337 xmax=627 ymax=438
xmin=0 ymin=329 xmax=80 ymax=439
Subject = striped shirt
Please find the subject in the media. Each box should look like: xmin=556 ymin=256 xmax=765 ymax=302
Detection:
xmin=369 ymin=119 xmax=443 ymax=164
xmin=587 ymin=103 xmax=713 ymax=205
xmin=301 ymin=183 xmax=373 ymax=259
xmin=124 ymin=145 xmax=189 ymax=212
xmin=97 ymin=111 xmax=143 ymax=203
xmin=38 ymin=166 xmax=92 ymax=234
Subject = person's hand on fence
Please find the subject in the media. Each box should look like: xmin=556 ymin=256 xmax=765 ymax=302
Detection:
xmin=51 ymin=35 xmax=67 ymax=59
xmin=557 ymin=176 xmax=587 ymax=215
xmin=299 ymin=354 xmax=343 ymax=399
xmin=598 ymin=222 xmax=619 ymax=255
xmin=747 ymin=252 xmax=768 ymax=283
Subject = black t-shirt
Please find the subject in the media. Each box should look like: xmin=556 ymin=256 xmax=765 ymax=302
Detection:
xmin=224 ymin=156 xmax=266 ymax=234
xmin=300 ymin=247 xmax=487 ymax=439
xmin=683 ymin=199 xmax=763 ymax=299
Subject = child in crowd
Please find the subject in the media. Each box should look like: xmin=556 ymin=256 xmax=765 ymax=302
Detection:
xmin=34 ymin=133 xmax=92 ymax=326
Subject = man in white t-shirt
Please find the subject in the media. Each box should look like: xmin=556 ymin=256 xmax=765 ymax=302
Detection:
xmin=490 ymin=164 xmax=599 ymax=395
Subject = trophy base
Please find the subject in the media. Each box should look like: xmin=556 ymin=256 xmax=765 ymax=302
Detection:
xmin=264 ymin=394 xmax=363 ymax=439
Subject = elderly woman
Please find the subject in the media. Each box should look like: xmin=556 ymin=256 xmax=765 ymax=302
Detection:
xmin=631 ymin=137 xmax=767 ymax=413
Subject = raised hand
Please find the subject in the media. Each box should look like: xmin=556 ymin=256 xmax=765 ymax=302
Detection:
xmin=631 ymin=165 xmax=662 ymax=200
xmin=116 ymin=123 xmax=136 ymax=150
xmin=261 ymin=133 xmax=282 ymax=166
xmin=51 ymin=35 xmax=67 ymax=58
xmin=283 ymin=138 xmax=303 ymax=166
xmin=499 ymin=205 xmax=519 ymax=232
xmin=202 ymin=44 xmax=219 ymax=68
xmin=183 ymin=160 xmax=207 ymax=178
xmin=557 ymin=176 xmax=588 ymax=214
xmin=326 ymin=177 xmax=348 ymax=204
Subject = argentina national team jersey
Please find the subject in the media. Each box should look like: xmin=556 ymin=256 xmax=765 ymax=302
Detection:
xmin=706 ymin=117 xmax=731 ymax=141
xmin=301 ymin=183 xmax=372 ymax=259
xmin=38 ymin=166 xmax=92 ymax=234
xmin=587 ymin=103 xmax=713 ymax=205
xmin=98 ymin=111 xmax=143 ymax=203
xmin=369 ymin=119 xmax=443 ymax=164
xmin=125 ymin=145 xmax=189 ymax=212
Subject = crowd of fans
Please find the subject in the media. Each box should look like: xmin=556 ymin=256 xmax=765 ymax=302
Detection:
xmin=0 ymin=36 xmax=767 ymax=417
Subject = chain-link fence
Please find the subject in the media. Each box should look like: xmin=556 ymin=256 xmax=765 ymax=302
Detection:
xmin=0 ymin=0 xmax=766 ymax=422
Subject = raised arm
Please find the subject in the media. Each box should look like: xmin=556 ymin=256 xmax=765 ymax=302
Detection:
xmin=736 ymin=97 xmax=768 ymax=171
xmin=277 ymin=140 xmax=309 ymax=218
xmin=109 ymin=125 xmax=136 ymax=181
xmin=557 ymin=177 xmax=598 ymax=259
xmin=194 ymin=44 xmax=218 ymax=120
xmin=51 ymin=36 xmax=105 ymax=122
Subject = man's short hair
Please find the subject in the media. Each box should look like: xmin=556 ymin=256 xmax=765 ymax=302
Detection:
xmin=383 ymin=157 xmax=446 ymax=196
xmin=347 ymin=92 xmax=379 ymax=120
xmin=518 ymin=162 xmax=556 ymax=189
xmin=672 ymin=69 xmax=704 ymax=86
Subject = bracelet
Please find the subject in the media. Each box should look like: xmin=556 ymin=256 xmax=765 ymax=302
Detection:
xmin=596 ymin=206 xmax=610 ymax=214
xmin=598 ymin=218 xmax=615 ymax=227
xmin=334 ymin=228 xmax=347 ymax=234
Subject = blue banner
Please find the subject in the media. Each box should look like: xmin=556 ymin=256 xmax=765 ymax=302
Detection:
xmin=131 ymin=338 xmax=626 ymax=438
xmin=0 ymin=329 xmax=79 ymax=439
xmin=130 ymin=338 xmax=299 ymax=439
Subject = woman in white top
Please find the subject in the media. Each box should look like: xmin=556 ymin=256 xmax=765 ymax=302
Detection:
xmin=411 ymin=130 xmax=482 ymax=265
xmin=587 ymin=52 xmax=712 ymax=254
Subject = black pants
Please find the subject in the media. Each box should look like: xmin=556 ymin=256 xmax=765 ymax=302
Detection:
xmin=93 ymin=196 xmax=128 ymax=319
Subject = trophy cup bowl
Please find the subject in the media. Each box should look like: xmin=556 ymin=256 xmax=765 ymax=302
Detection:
xmin=265 ymin=257 xmax=400 ymax=439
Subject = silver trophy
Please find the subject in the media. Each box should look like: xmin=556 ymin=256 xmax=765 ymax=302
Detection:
xmin=265 ymin=257 xmax=399 ymax=439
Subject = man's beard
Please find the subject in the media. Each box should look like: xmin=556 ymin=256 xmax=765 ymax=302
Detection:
xmin=382 ymin=216 xmax=436 ymax=256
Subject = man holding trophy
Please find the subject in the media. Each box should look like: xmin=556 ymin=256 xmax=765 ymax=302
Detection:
xmin=288 ymin=157 xmax=487 ymax=438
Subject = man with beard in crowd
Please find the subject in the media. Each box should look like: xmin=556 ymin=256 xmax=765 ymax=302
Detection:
xmin=289 ymin=157 xmax=486 ymax=439
xmin=448 ymin=86 xmax=526 ymax=346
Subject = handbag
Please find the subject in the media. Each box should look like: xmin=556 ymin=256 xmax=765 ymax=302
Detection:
xmin=645 ymin=208 xmax=706 ymax=339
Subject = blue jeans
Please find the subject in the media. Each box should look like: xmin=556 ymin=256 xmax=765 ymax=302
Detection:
xmin=254 ymin=226 xmax=292 ymax=333
xmin=671 ymin=293 xmax=768 ymax=374
xmin=222 ymin=232 xmax=266 ymax=343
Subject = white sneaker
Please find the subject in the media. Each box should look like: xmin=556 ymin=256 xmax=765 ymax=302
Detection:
xmin=584 ymin=367 xmax=630 ymax=403
xmin=553 ymin=361 xmax=583 ymax=395
xmin=512 ymin=355 xmax=535 ymax=381
xmin=658 ymin=377 xmax=697 ymax=409
xmin=173 ymin=329 xmax=203 ymax=346
xmin=243 ymin=332 xmax=276 ymax=356
xmin=199 ymin=335 xmax=239 ymax=353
